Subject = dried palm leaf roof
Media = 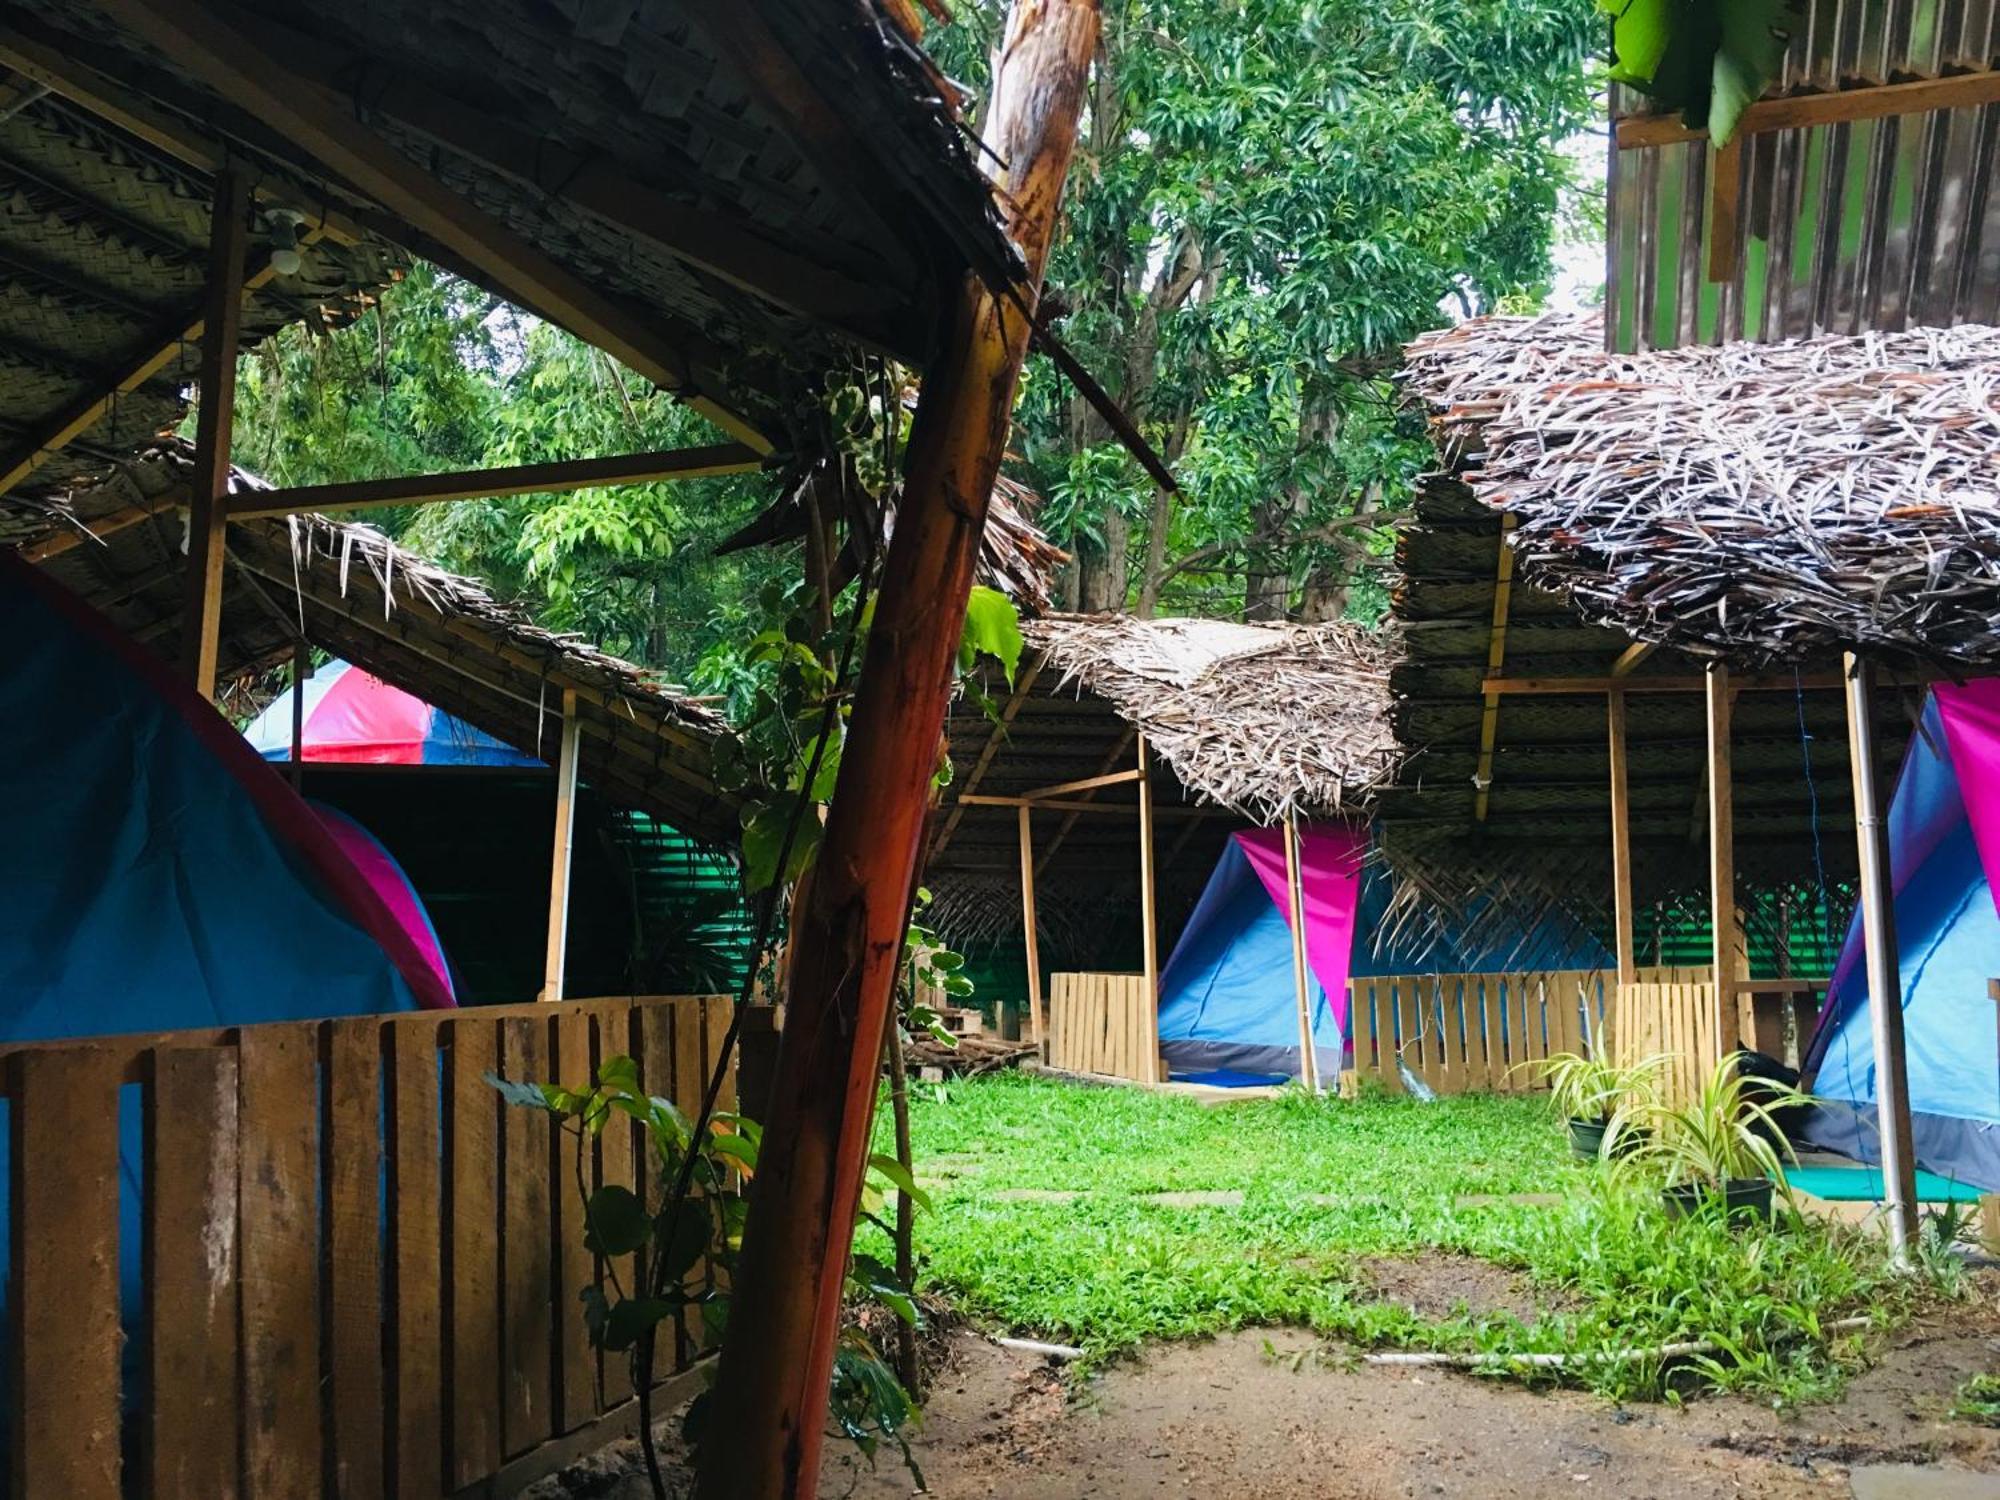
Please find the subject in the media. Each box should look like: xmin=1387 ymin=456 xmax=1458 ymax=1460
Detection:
xmin=926 ymin=613 xmax=1399 ymax=948
xmin=1402 ymin=311 xmax=2000 ymax=669
xmin=1024 ymin=614 xmax=1401 ymax=821
xmin=15 ymin=441 xmax=739 ymax=845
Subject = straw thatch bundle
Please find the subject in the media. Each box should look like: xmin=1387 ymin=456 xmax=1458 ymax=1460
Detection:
xmin=1025 ymin=614 xmax=1400 ymax=822
xmin=1403 ymin=313 xmax=2000 ymax=668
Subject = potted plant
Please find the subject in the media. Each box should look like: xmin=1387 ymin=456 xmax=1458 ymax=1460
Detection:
xmin=1539 ymin=1051 xmax=1669 ymax=1159
xmin=1625 ymin=1054 xmax=1813 ymax=1224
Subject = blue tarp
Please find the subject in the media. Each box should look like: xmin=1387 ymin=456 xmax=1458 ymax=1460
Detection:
xmin=1803 ymin=693 xmax=2000 ymax=1189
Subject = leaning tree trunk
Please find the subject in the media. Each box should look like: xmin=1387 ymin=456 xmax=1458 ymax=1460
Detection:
xmin=692 ymin=6 xmax=1099 ymax=1496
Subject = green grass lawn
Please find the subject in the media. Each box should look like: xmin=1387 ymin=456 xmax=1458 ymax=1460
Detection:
xmin=872 ymin=1073 xmax=1924 ymax=1404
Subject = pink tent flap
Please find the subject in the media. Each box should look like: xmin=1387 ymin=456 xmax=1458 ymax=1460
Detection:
xmin=1934 ymin=679 xmax=2000 ymax=917
xmin=1232 ymin=822 xmax=1368 ymax=1040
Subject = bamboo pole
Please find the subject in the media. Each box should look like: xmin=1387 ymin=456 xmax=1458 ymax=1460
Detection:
xmin=288 ymin=639 xmax=308 ymax=792
xmin=183 ymin=163 xmax=248 ymax=699
xmin=1704 ymin=664 xmax=1740 ymax=1065
xmin=1018 ymin=803 xmax=1045 ymax=1052
xmin=1844 ymin=654 xmax=1919 ymax=1260
xmin=1607 ymin=690 xmax=1636 ymax=987
xmin=539 ymin=689 xmax=581 ymax=1003
xmin=1283 ymin=810 xmax=1319 ymax=1092
xmin=1136 ymin=735 xmax=1161 ymax=1085
xmin=694 ymin=6 xmax=1097 ymax=1494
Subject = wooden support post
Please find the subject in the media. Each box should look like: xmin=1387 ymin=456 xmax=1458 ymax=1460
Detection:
xmin=288 ymin=638 xmax=308 ymax=792
xmin=539 ymin=689 xmax=580 ymax=1003
xmin=1705 ymin=663 xmax=1740 ymax=1061
xmin=182 ymin=162 xmax=248 ymax=699
xmin=1472 ymin=515 xmax=1518 ymax=823
xmin=1017 ymin=803 xmax=1044 ymax=1052
xmin=1283 ymin=810 xmax=1318 ymax=1092
xmin=1136 ymin=735 xmax=1161 ymax=1086
xmin=1845 ymin=654 xmax=1919 ymax=1260
xmin=1608 ymin=690 xmax=1636 ymax=987
xmin=694 ymin=5 xmax=1097 ymax=1495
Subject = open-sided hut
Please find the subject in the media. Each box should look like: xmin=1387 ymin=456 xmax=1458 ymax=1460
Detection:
xmin=1392 ymin=309 xmax=2000 ymax=1217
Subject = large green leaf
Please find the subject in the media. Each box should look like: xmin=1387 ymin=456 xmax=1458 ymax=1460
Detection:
xmin=582 ymin=1184 xmax=653 ymax=1257
xmin=1710 ymin=0 xmax=1797 ymax=145
xmin=960 ymin=586 xmax=1023 ymax=689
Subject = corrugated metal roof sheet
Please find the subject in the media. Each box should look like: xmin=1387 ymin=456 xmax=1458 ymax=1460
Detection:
xmin=1607 ymin=0 xmax=2000 ymax=351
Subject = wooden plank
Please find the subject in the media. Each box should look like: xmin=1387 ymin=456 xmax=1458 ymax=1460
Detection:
xmin=699 ymin=998 xmax=735 ymax=1357
xmin=323 ymin=1019 xmax=384 ymax=1500
xmin=1022 ymin=767 xmax=1145 ymax=800
xmin=183 ymin=161 xmax=248 ymax=699
xmin=1473 ymin=514 xmax=1518 ymax=824
xmin=1282 ymin=812 xmax=1316 ymax=1091
xmin=669 ymin=997 xmax=707 ymax=1363
xmin=387 ymin=1020 xmax=445 ymax=1498
xmin=13 ymin=1047 xmax=122 ymax=1499
xmin=238 ymin=1024 xmax=322 ymax=1499
xmin=1481 ymin=673 xmax=1843 ymax=695
xmin=1474 ymin=977 xmax=1499 ymax=1090
xmin=933 ymin=657 xmax=1046 ymax=857
xmin=94 ymin=0 xmax=772 ymax=451
xmin=501 ymin=1017 xmax=555 ymax=1456
xmin=231 ymin=443 xmax=763 ymax=518
xmin=147 ymin=1045 xmax=240 ymax=1500
xmin=552 ymin=1008 xmax=598 ymax=1431
xmin=1705 ymin=135 xmax=1744 ymax=282
xmin=1616 ymin=68 xmax=2000 ymax=148
xmin=1136 ymin=739 xmax=1161 ymax=1085
xmin=1608 ymin=691 xmax=1637 ymax=984
xmin=449 ymin=1016 xmax=503 ymax=1485
xmin=1018 ymin=805 xmax=1045 ymax=1050
xmin=541 ymin=689 xmax=582 ymax=1003
xmin=594 ymin=1008 xmax=636 ymax=1407
xmin=1706 ymin=665 xmax=1742 ymax=1051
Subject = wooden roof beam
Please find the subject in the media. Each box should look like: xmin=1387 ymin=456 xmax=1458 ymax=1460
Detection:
xmin=1609 ymin=640 xmax=1656 ymax=677
xmin=1482 ymin=673 xmax=1845 ymax=695
xmin=932 ymin=656 xmax=1045 ymax=857
xmin=186 ymin=6 xmax=918 ymax=357
xmin=91 ymin=0 xmax=773 ymax=454
xmin=1617 ymin=68 xmax=2000 ymax=149
xmin=228 ymin=443 xmax=765 ymax=519
xmin=1471 ymin=515 xmax=1517 ymax=823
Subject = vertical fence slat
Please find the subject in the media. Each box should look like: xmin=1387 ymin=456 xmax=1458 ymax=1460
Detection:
xmin=13 ymin=1047 xmax=122 ymax=1500
xmin=239 ymin=1025 xmax=323 ymax=1499
xmin=670 ymin=998 xmax=707 ymax=1362
xmin=501 ymin=1017 xmax=554 ymax=1457
xmin=1473 ymin=978 xmax=1498 ymax=1090
xmin=387 ymin=1019 xmax=443 ymax=1499
xmin=448 ymin=1018 xmax=503 ymax=1485
xmin=705 ymin=998 xmax=736 ymax=1119
xmin=324 ymin=1019 xmax=384 ymax=1500
xmin=148 ymin=1045 xmax=240 ymax=1500
xmin=594 ymin=1008 xmax=635 ymax=1408
xmin=552 ymin=1008 xmax=597 ymax=1432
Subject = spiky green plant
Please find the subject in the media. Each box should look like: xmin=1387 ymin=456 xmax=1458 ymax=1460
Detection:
xmin=1539 ymin=1050 xmax=1672 ymax=1124
xmin=1619 ymin=1054 xmax=1812 ymax=1193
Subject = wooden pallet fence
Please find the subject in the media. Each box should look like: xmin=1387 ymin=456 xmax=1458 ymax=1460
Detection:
xmin=1605 ymin=981 xmax=1720 ymax=1108
xmin=1046 ymin=972 xmax=1158 ymax=1082
xmin=1347 ymin=971 xmax=1610 ymax=1095
xmin=0 ymin=993 xmax=730 ymax=1500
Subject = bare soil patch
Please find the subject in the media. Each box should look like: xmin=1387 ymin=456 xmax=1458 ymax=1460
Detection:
xmin=1356 ymin=1251 xmax=1556 ymax=1324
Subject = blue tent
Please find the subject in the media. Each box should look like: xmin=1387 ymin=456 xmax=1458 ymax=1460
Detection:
xmin=0 ymin=553 xmax=454 ymax=1425
xmin=1159 ymin=822 xmax=1611 ymax=1083
xmin=1802 ymin=683 xmax=2000 ymax=1190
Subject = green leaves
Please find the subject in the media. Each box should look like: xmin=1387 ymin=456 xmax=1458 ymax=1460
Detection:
xmin=1600 ymin=0 xmax=1800 ymax=145
xmin=739 ymin=794 xmax=823 ymax=893
xmin=959 ymin=586 xmax=1024 ymax=689
xmin=582 ymin=1185 xmax=652 ymax=1257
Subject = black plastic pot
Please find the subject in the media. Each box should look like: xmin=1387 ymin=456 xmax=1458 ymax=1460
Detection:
xmin=1662 ymin=1177 xmax=1773 ymax=1225
xmin=1568 ymin=1117 xmax=1610 ymax=1159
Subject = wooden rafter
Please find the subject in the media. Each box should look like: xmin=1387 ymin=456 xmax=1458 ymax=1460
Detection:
xmin=1471 ymin=515 xmax=1517 ymax=823
xmin=1018 ymin=767 xmax=1143 ymax=800
xmin=19 ymin=491 xmax=182 ymax=561
xmin=1482 ymin=673 xmax=1843 ymax=696
xmin=182 ymin=163 xmax=247 ymax=700
xmin=91 ymin=0 xmax=773 ymax=454
xmin=1609 ymin=640 xmax=1656 ymax=677
xmin=1617 ymin=69 xmax=2000 ymax=149
xmin=180 ymin=7 xmax=917 ymax=357
xmin=1036 ymin=725 xmax=1137 ymax=878
xmin=228 ymin=443 xmax=765 ymax=519
xmin=932 ymin=656 xmax=1045 ymax=857
xmin=0 ymin=234 xmax=318 ymax=500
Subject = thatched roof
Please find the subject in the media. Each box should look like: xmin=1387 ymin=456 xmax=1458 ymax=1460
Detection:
xmin=4 ymin=0 xmax=1020 ymax=447
xmin=1403 ymin=312 xmax=2000 ymax=669
xmin=19 ymin=442 xmax=739 ymax=844
xmin=1023 ymin=614 xmax=1399 ymax=821
xmin=926 ymin=613 xmax=1399 ymax=950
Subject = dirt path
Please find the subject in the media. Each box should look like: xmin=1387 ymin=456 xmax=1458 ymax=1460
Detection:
xmin=526 ymin=1292 xmax=2000 ymax=1498
xmin=820 ymin=1314 xmax=2000 ymax=1499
